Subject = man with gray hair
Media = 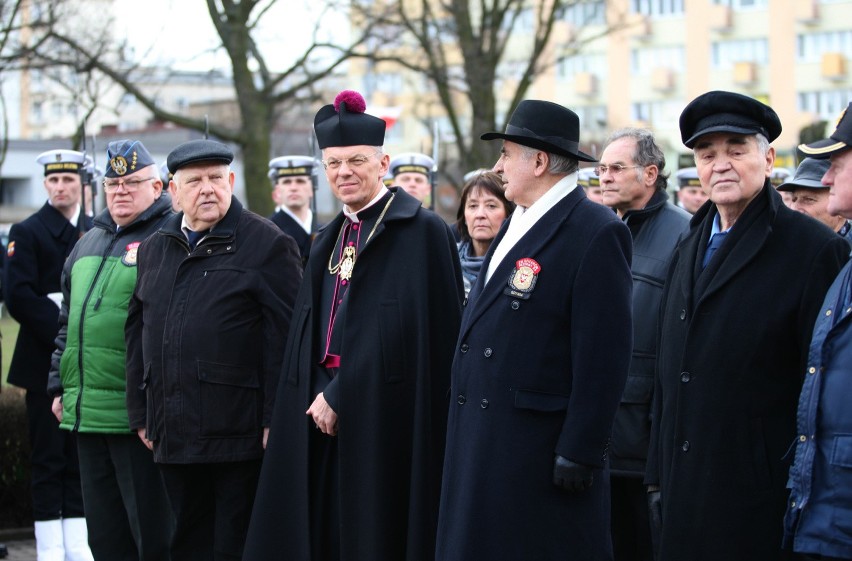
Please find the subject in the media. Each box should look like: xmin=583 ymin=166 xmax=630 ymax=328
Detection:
xmin=598 ymin=128 xmax=690 ymax=561
xmin=646 ymin=91 xmax=849 ymax=560
xmin=125 ymin=139 xmax=302 ymax=561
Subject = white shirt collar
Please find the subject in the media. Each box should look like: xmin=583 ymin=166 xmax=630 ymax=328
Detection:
xmin=280 ymin=206 xmax=313 ymax=235
xmin=343 ymin=186 xmax=389 ymax=223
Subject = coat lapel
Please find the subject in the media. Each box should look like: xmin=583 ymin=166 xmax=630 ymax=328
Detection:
xmin=460 ymin=189 xmax=583 ymax=338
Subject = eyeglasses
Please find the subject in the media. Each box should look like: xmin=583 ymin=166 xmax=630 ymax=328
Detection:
xmin=103 ymin=177 xmax=156 ymax=193
xmin=322 ymin=151 xmax=380 ymax=170
xmin=594 ymin=164 xmax=644 ymax=177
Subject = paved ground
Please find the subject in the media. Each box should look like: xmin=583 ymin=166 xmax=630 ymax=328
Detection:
xmin=0 ymin=530 xmax=36 ymax=561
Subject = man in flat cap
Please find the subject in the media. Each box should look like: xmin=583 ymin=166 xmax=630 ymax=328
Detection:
xmin=4 ymin=149 xmax=93 ymax=561
xmin=47 ymin=140 xmax=174 ymax=561
xmin=389 ymin=151 xmax=435 ymax=205
xmin=675 ymin=167 xmax=709 ymax=214
xmin=268 ymin=154 xmax=319 ymax=265
xmin=125 ymin=138 xmax=302 ymax=561
xmin=785 ymin=101 xmax=852 ymax=561
xmin=436 ymin=99 xmax=633 ymax=560
xmin=646 ymin=91 xmax=849 ymax=561
xmin=244 ymin=90 xmax=462 ymax=561
xmin=779 ymin=157 xmax=852 ymax=246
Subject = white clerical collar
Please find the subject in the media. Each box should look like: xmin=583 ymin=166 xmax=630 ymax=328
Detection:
xmin=343 ymin=186 xmax=389 ymax=223
xmin=281 ymin=206 xmax=313 ymax=235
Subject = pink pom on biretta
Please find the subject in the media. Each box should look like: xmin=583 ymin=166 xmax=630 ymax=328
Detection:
xmin=334 ymin=90 xmax=367 ymax=114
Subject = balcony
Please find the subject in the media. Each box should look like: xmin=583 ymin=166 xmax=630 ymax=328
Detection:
xmin=796 ymin=0 xmax=820 ymax=25
xmin=822 ymin=53 xmax=846 ymax=81
xmin=733 ymin=62 xmax=757 ymax=86
xmin=575 ymin=72 xmax=598 ymax=97
xmin=709 ymin=4 xmax=733 ymax=33
xmin=651 ymin=67 xmax=675 ymax=93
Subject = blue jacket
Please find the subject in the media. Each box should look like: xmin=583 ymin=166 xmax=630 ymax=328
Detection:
xmin=785 ymin=258 xmax=852 ymax=559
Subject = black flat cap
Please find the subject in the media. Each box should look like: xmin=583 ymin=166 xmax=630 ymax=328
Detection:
xmin=776 ymin=158 xmax=831 ymax=191
xmin=167 ymin=139 xmax=234 ymax=174
xmin=314 ymin=90 xmax=386 ymax=149
xmin=680 ymin=91 xmax=782 ymax=148
xmin=799 ymin=102 xmax=852 ymax=159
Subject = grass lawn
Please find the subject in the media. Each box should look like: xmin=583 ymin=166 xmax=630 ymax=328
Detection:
xmin=1 ymin=311 xmax=21 ymax=387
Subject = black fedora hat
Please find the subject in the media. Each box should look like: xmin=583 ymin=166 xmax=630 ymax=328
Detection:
xmin=481 ymin=100 xmax=596 ymax=162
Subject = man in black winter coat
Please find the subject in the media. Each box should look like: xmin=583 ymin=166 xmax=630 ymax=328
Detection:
xmin=125 ymin=139 xmax=302 ymax=561
xmin=599 ymin=128 xmax=690 ymax=561
xmin=646 ymin=91 xmax=850 ymax=561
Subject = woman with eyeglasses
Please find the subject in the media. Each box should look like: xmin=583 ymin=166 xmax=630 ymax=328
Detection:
xmin=455 ymin=171 xmax=516 ymax=295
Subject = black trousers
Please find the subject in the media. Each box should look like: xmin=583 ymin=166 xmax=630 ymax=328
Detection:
xmin=25 ymin=391 xmax=84 ymax=520
xmin=611 ymin=475 xmax=653 ymax=561
xmin=77 ymin=433 xmax=173 ymax=561
xmin=159 ymin=460 xmax=262 ymax=561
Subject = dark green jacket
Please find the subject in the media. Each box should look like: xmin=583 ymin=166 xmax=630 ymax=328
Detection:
xmin=48 ymin=195 xmax=173 ymax=433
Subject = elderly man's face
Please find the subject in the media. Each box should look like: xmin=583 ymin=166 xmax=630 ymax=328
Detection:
xmin=825 ymin=149 xmax=852 ymax=219
xmin=599 ymin=137 xmax=655 ymax=215
xmin=492 ymin=141 xmax=543 ymax=208
xmin=678 ymin=186 xmax=708 ymax=214
xmin=789 ymin=187 xmax=842 ymax=230
xmin=693 ymin=133 xmax=773 ymax=211
xmin=44 ymin=172 xmax=82 ymax=213
xmin=395 ymin=172 xmax=430 ymax=202
xmin=105 ymin=165 xmax=162 ymax=227
xmin=323 ymin=145 xmax=388 ymax=212
xmin=171 ymin=162 xmax=234 ymax=230
xmin=275 ymin=175 xmax=313 ymax=212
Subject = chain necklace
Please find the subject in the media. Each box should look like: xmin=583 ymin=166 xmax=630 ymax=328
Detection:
xmin=328 ymin=193 xmax=395 ymax=280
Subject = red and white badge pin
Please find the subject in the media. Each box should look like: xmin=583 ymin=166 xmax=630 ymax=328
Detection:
xmin=122 ymin=241 xmax=140 ymax=266
xmin=505 ymin=257 xmax=540 ymax=299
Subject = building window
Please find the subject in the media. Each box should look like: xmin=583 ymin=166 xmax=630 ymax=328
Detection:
xmin=631 ymin=46 xmax=684 ymax=74
xmin=711 ymin=38 xmax=768 ymax=69
xmin=575 ymin=105 xmax=608 ymax=130
xmin=798 ymin=89 xmax=852 ymax=121
xmin=562 ymin=1 xmax=606 ymax=26
xmin=712 ymin=0 xmax=768 ymax=8
xmin=631 ymin=0 xmax=685 ymax=17
xmin=797 ymin=31 xmax=852 ymax=63
xmin=631 ymin=100 xmax=684 ymax=126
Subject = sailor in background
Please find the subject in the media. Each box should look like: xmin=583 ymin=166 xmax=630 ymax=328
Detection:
xmin=268 ymin=155 xmax=319 ymax=265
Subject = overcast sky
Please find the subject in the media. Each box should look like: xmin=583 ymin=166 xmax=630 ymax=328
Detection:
xmin=113 ymin=0 xmax=340 ymax=72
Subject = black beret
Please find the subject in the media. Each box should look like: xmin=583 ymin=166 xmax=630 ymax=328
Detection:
xmin=167 ymin=139 xmax=234 ymax=174
xmin=680 ymin=91 xmax=782 ymax=148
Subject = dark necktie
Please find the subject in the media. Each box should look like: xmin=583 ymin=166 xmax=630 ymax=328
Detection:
xmin=702 ymin=231 xmax=728 ymax=269
xmin=187 ymin=230 xmax=207 ymax=249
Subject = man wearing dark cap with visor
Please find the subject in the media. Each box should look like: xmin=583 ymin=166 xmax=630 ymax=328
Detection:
xmin=244 ymin=91 xmax=462 ymax=561
xmin=778 ymin=157 xmax=852 ymax=245
xmin=47 ymin=139 xmax=174 ymax=561
xmin=125 ymin=139 xmax=302 ymax=561
xmin=646 ymin=91 xmax=849 ymax=561
xmin=785 ymin=101 xmax=852 ymax=561
xmin=436 ymin=99 xmax=633 ymax=560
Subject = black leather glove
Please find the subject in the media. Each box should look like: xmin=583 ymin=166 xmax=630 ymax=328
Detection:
xmin=552 ymin=455 xmax=594 ymax=493
xmin=647 ymin=486 xmax=662 ymax=560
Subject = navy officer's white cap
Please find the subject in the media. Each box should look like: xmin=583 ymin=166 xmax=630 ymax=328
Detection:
xmin=463 ymin=168 xmax=489 ymax=183
xmin=675 ymin=167 xmax=700 ymax=191
xmin=769 ymin=167 xmax=792 ymax=188
xmin=268 ymin=155 xmax=314 ymax=181
xmin=390 ymin=152 xmax=434 ymax=177
xmin=36 ymin=149 xmax=85 ymax=176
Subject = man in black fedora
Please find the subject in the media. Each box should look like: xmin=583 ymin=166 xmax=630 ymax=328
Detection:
xmin=646 ymin=91 xmax=848 ymax=561
xmin=435 ymin=99 xmax=634 ymax=560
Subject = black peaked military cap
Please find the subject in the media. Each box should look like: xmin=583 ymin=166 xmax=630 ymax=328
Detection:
xmin=481 ymin=100 xmax=596 ymax=162
xmin=314 ymin=90 xmax=386 ymax=149
xmin=799 ymin=102 xmax=852 ymax=159
xmin=680 ymin=91 xmax=782 ymax=148
xmin=167 ymin=139 xmax=234 ymax=174
xmin=105 ymin=140 xmax=156 ymax=178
